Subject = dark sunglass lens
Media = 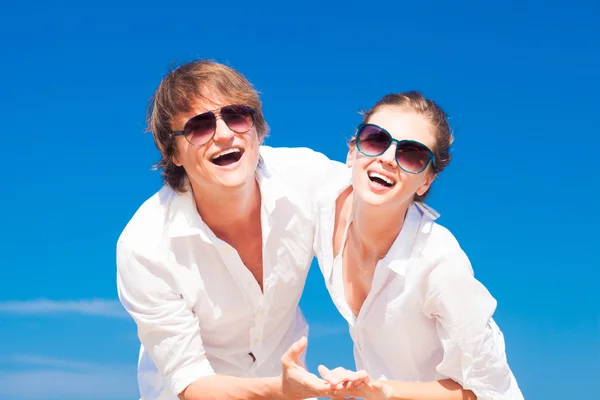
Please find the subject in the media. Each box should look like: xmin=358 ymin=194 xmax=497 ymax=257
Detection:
xmin=357 ymin=125 xmax=391 ymax=155
xmin=221 ymin=105 xmax=254 ymax=133
xmin=397 ymin=142 xmax=431 ymax=173
xmin=184 ymin=113 xmax=216 ymax=145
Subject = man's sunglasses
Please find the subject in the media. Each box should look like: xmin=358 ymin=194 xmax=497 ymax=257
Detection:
xmin=172 ymin=104 xmax=255 ymax=146
xmin=355 ymin=123 xmax=437 ymax=174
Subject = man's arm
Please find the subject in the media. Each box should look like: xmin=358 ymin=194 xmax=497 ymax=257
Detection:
xmin=117 ymin=239 xmax=216 ymax=397
xmin=117 ymin=241 xmax=331 ymax=400
xmin=179 ymin=337 xmax=332 ymax=400
xmin=178 ymin=375 xmax=284 ymax=400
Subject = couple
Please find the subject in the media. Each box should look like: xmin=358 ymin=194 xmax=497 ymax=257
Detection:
xmin=116 ymin=59 xmax=523 ymax=400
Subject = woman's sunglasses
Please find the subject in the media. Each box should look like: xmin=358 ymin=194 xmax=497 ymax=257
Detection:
xmin=172 ymin=104 xmax=255 ymax=146
xmin=355 ymin=123 xmax=437 ymax=174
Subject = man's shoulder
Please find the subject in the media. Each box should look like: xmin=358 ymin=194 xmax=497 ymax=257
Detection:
xmin=117 ymin=185 xmax=174 ymax=250
xmin=260 ymin=145 xmax=331 ymax=166
xmin=259 ymin=145 xmax=346 ymax=183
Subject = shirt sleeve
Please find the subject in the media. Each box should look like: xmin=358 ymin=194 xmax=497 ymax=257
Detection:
xmin=116 ymin=239 xmax=215 ymax=396
xmin=296 ymin=147 xmax=348 ymax=192
xmin=421 ymin=252 xmax=523 ymax=400
xmin=260 ymin=146 xmax=347 ymax=209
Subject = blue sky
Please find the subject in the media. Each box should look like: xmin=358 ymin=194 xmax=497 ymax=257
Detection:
xmin=0 ymin=1 xmax=598 ymax=399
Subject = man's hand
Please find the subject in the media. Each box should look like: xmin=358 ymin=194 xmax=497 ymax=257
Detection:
xmin=317 ymin=365 xmax=392 ymax=400
xmin=281 ymin=337 xmax=334 ymax=399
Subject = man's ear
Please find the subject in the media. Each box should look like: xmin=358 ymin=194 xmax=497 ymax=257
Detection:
xmin=172 ymin=147 xmax=183 ymax=167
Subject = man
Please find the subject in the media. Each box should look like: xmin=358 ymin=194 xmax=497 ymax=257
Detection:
xmin=116 ymin=60 xmax=346 ymax=400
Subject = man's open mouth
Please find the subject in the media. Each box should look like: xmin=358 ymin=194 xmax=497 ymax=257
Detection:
xmin=211 ymin=148 xmax=244 ymax=166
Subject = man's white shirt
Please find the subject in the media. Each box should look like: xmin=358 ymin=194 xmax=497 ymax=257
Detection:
xmin=117 ymin=146 xmax=346 ymax=399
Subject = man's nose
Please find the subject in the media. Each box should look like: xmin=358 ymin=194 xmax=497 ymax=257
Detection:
xmin=212 ymin=116 xmax=235 ymax=143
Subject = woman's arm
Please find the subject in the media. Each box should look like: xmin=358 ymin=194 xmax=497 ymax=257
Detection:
xmin=318 ymin=366 xmax=475 ymax=400
xmin=375 ymin=378 xmax=476 ymax=400
xmin=420 ymin=252 xmax=523 ymax=400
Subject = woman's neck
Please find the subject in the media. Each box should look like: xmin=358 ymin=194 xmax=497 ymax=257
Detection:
xmin=349 ymin=197 xmax=411 ymax=263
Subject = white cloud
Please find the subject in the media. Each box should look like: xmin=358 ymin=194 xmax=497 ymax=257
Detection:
xmin=2 ymin=354 xmax=108 ymax=370
xmin=310 ymin=322 xmax=348 ymax=337
xmin=0 ymin=299 xmax=128 ymax=319
xmin=0 ymin=355 xmax=138 ymax=400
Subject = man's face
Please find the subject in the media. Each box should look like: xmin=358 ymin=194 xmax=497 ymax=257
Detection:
xmin=170 ymin=97 xmax=261 ymax=194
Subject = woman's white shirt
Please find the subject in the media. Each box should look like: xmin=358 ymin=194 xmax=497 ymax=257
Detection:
xmin=313 ymin=170 xmax=524 ymax=400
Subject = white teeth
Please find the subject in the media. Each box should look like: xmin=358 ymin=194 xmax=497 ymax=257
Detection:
xmin=368 ymin=172 xmax=395 ymax=186
xmin=211 ymin=147 xmax=241 ymax=160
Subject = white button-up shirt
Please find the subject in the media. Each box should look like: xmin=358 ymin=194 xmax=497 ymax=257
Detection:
xmin=117 ymin=146 xmax=346 ymax=400
xmin=314 ymin=170 xmax=524 ymax=400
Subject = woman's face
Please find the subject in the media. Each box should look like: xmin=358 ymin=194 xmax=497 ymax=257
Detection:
xmin=348 ymin=106 xmax=437 ymax=208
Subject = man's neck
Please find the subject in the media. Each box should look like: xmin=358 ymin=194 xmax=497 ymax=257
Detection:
xmin=192 ymin=178 xmax=262 ymax=239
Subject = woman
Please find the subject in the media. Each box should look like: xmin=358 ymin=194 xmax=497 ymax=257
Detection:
xmin=312 ymin=92 xmax=523 ymax=399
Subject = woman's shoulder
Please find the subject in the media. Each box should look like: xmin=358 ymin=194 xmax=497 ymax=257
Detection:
xmin=417 ymin=216 xmax=474 ymax=278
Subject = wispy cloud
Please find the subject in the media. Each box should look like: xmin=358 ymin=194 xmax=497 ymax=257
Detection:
xmin=310 ymin=322 xmax=348 ymax=338
xmin=0 ymin=354 xmax=138 ymax=400
xmin=0 ymin=354 xmax=108 ymax=370
xmin=0 ymin=299 xmax=128 ymax=318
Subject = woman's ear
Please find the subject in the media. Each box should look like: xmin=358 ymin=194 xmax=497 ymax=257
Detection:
xmin=346 ymin=141 xmax=356 ymax=168
xmin=416 ymin=173 xmax=437 ymax=197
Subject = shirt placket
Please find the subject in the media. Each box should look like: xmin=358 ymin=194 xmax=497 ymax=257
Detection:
xmin=247 ymin=201 xmax=274 ymax=371
xmin=247 ymin=294 xmax=270 ymax=374
xmin=355 ymin=261 xmax=391 ymax=373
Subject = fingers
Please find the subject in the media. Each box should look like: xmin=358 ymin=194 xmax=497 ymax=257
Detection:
xmin=289 ymin=366 xmax=336 ymax=397
xmin=317 ymin=365 xmax=332 ymax=381
xmin=297 ymin=369 xmax=331 ymax=391
xmin=319 ymin=365 xmax=370 ymax=387
xmin=319 ymin=365 xmax=353 ymax=385
xmin=318 ymin=365 xmax=350 ymax=385
xmin=349 ymin=369 xmax=371 ymax=390
xmin=281 ymin=336 xmax=307 ymax=367
xmin=318 ymin=366 xmax=378 ymax=400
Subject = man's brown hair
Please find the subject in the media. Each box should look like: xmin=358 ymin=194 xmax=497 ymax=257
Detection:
xmin=147 ymin=60 xmax=269 ymax=192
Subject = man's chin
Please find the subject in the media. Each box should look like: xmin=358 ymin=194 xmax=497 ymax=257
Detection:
xmin=215 ymin=171 xmax=255 ymax=190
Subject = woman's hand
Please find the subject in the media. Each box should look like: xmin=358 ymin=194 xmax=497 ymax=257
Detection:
xmin=317 ymin=365 xmax=392 ymax=400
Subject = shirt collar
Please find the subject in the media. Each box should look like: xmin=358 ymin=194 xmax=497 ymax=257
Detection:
xmin=255 ymin=155 xmax=286 ymax=218
xmin=166 ymin=185 xmax=211 ymax=240
xmin=382 ymin=202 xmax=439 ymax=276
xmin=166 ymin=151 xmax=286 ymax=240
